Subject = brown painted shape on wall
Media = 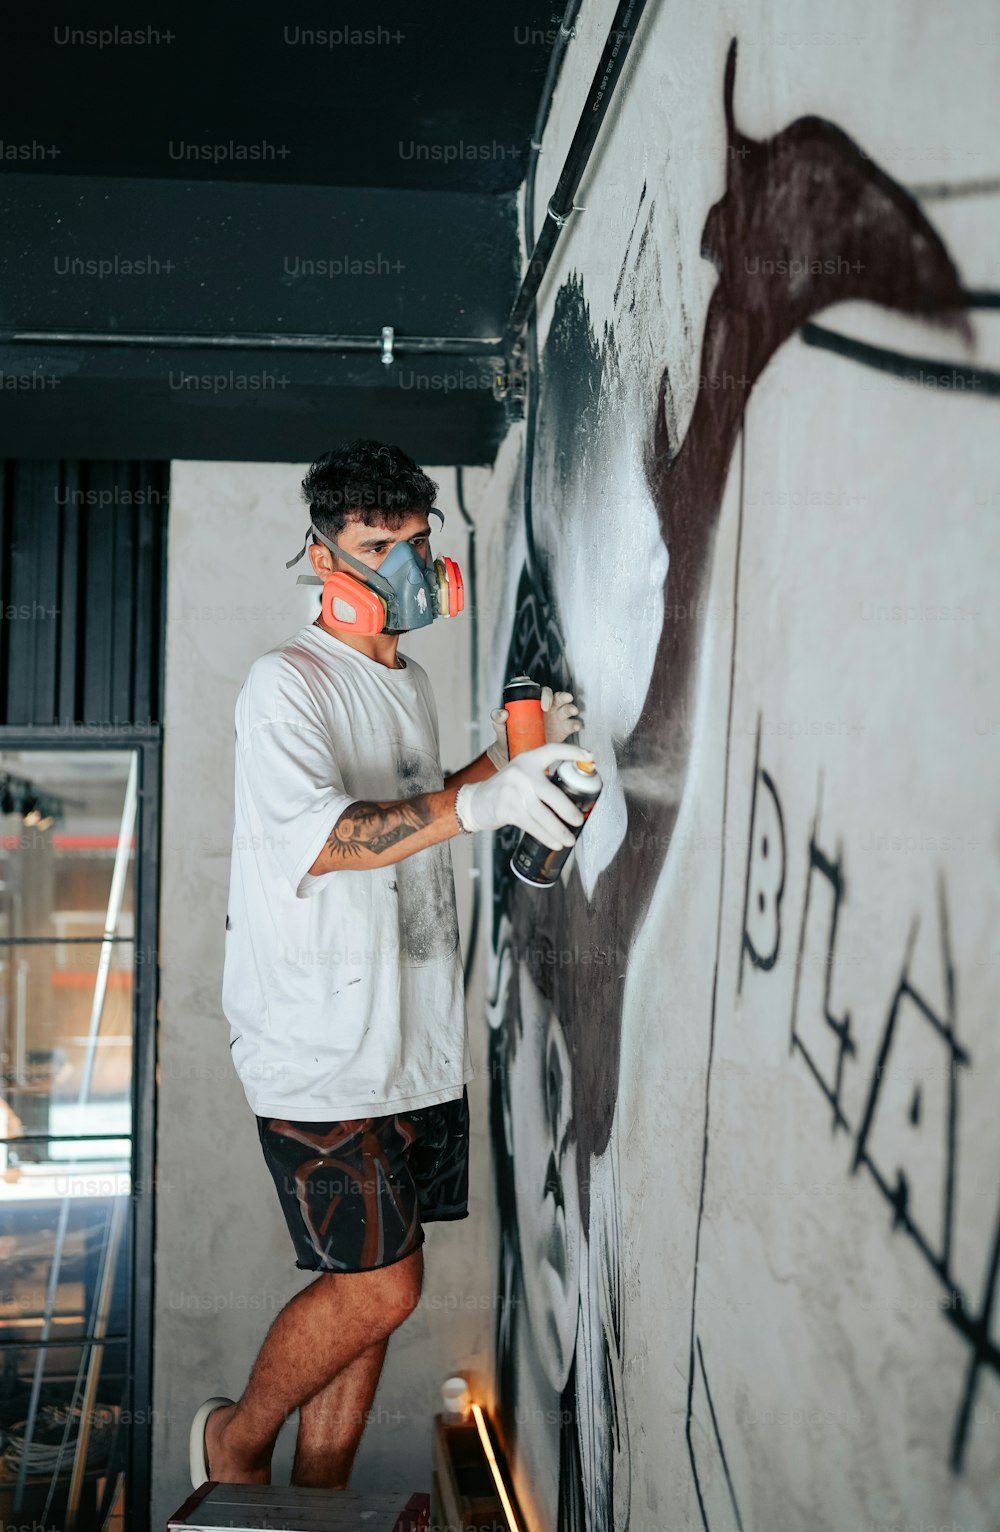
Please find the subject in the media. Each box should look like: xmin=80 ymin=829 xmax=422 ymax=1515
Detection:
xmin=642 ymin=36 xmax=968 ymax=797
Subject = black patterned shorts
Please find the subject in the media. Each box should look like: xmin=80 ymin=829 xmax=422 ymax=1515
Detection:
xmin=255 ymin=1087 xmax=470 ymax=1274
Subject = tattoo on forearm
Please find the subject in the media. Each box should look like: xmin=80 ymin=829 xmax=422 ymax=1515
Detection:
xmin=327 ymin=796 xmax=433 ymax=860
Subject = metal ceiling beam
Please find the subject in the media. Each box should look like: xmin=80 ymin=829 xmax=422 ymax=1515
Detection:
xmin=2 ymin=329 xmax=504 ymax=357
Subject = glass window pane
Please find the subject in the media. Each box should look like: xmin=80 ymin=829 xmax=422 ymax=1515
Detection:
xmin=0 ymin=750 xmax=136 ymax=944
xmin=0 ymin=1191 xmax=129 ymax=1532
xmin=0 ymin=1134 xmax=131 ymax=1190
xmin=0 ymin=1336 xmax=128 ymax=1531
xmin=0 ymin=942 xmax=134 ymax=1137
xmin=0 ymin=1184 xmax=130 ymax=1341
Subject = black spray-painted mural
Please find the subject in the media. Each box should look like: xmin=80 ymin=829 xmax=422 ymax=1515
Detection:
xmin=486 ymin=35 xmax=995 ymax=1532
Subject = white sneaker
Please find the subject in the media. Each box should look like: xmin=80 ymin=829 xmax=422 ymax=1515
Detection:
xmin=189 ymin=1395 xmax=235 ymax=1488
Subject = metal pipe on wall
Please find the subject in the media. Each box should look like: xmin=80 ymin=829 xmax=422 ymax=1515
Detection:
xmin=519 ymin=0 xmax=584 ymax=583
xmin=506 ymin=0 xmax=651 ymax=341
xmin=454 ymin=467 xmax=482 ymax=995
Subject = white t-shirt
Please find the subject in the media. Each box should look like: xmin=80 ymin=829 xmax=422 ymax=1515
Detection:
xmin=221 ymin=621 xmax=474 ymax=1120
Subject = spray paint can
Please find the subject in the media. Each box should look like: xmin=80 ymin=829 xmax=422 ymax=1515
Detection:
xmin=502 ymin=674 xmax=546 ymax=758
xmin=510 ymin=757 xmax=603 ymax=888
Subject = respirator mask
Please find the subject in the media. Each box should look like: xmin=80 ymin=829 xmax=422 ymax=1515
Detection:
xmin=285 ymin=508 xmax=464 ymax=634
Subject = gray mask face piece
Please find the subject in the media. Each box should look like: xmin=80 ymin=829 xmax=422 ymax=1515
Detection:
xmin=285 ymin=508 xmax=446 ymax=632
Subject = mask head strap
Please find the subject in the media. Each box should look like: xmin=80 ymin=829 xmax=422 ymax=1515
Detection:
xmin=284 ymin=523 xmax=382 ymax=588
xmin=286 ymin=506 xmax=445 ymax=587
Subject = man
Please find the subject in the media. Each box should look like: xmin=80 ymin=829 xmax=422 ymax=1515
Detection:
xmin=190 ymin=439 xmax=591 ymax=1489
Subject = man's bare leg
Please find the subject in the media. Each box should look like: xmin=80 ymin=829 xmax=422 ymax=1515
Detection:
xmin=203 ymin=1245 xmax=423 ymax=1483
xmin=290 ymin=1336 xmax=390 ymax=1487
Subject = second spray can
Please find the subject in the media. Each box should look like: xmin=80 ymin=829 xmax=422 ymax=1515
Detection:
xmin=510 ymin=756 xmax=603 ymax=888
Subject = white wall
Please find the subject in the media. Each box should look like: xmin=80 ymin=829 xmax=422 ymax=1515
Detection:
xmin=152 ymin=459 xmax=497 ymax=1527
xmin=474 ymin=2 xmax=1000 ymax=1529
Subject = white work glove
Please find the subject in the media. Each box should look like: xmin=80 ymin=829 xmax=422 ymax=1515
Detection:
xmin=456 ymin=742 xmax=595 ymax=850
xmin=486 ymin=688 xmax=584 ymax=770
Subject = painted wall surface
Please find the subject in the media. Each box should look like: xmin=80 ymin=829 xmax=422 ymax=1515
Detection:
xmin=152 ymin=460 xmax=497 ymax=1528
xmin=476 ymin=4 xmax=1000 ymax=1530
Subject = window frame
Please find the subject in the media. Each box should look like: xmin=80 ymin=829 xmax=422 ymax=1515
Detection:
xmin=0 ymin=728 xmax=159 ymax=1532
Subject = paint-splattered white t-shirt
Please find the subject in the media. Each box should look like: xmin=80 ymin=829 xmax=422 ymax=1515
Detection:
xmin=222 ymin=621 xmax=473 ymax=1120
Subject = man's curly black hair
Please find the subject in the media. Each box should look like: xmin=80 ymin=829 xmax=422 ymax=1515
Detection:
xmin=301 ymin=438 xmax=439 ymax=543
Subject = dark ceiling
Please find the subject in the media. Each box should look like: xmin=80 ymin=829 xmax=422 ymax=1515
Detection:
xmin=0 ymin=5 xmax=561 ymax=464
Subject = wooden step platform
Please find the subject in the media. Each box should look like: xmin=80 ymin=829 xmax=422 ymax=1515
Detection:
xmin=167 ymin=1482 xmax=429 ymax=1532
